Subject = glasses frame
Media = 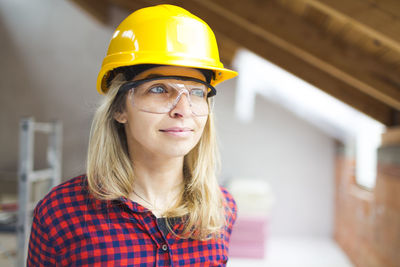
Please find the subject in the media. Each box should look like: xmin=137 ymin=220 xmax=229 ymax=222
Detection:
xmin=118 ymin=76 xmax=217 ymax=97
xmin=117 ymin=76 xmax=217 ymax=116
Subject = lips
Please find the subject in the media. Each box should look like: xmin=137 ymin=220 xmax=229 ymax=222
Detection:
xmin=159 ymin=127 xmax=193 ymax=132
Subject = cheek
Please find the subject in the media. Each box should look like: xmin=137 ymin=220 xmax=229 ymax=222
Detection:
xmin=122 ymin=105 xmax=152 ymax=142
xmin=194 ymin=117 xmax=208 ymax=139
xmin=127 ymin=113 xmax=158 ymax=142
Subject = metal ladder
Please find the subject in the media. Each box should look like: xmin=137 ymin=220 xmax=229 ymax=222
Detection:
xmin=16 ymin=117 xmax=62 ymax=267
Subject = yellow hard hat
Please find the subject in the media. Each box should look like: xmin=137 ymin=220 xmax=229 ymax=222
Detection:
xmin=96 ymin=4 xmax=238 ymax=94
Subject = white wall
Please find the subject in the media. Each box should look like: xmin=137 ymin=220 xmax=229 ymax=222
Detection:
xmin=214 ymin=78 xmax=336 ymax=237
xmin=0 ymin=0 xmax=335 ymax=238
xmin=0 ymin=0 xmax=121 ymax=177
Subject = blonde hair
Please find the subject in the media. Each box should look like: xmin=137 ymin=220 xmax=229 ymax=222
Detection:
xmin=86 ymin=74 xmax=226 ymax=240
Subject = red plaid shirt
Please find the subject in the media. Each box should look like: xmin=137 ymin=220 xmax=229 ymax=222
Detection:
xmin=27 ymin=175 xmax=237 ymax=266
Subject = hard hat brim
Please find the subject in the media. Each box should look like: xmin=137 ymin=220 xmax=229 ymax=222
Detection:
xmin=97 ymin=53 xmax=238 ymax=95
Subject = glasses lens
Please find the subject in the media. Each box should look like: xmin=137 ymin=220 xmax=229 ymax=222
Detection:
xmin=127 ymin=78 xmax=213 ymax=116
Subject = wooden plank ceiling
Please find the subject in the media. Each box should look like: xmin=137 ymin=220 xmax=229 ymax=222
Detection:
xmin=71 ymin=0 xmax=400 ymax=126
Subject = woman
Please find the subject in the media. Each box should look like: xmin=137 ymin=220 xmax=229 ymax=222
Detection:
xmin=27 ymin=4 xmax=238 ymax=266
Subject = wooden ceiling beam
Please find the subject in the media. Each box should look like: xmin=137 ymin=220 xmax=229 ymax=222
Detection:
xmin=205 ymin=0 xmax=400 ymax=110
xmin=108 ymin=0 xmax=145 ymax=12
xmin=300 ymin=0 xmax=400 ymax=55
xmin=69 ymin=0 xmax=110 ymax=24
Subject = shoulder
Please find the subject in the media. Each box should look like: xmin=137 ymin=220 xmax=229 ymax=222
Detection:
xmin=220 ymin=186 xmax=237 ymax=211
xmin=34 ymin=174 xmax=89 ymax=225
xmin=220 ymin=186 xmax=238 ymax=226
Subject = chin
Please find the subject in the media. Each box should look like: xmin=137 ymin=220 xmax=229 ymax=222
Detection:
xmin=159 ymin=143 xmax=196 ymax=157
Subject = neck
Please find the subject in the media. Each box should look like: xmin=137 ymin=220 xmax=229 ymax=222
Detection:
xmin=129 ymin=149 xmax=185 ymax=217
xmin=133 ymin=156 xmax=184 ymax=196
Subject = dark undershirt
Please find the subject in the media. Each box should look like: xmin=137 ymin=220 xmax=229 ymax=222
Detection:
xmin=156 ymin=217 xmax=169 ymax=237
xmin=156 ymin=217 xmax=182 ymax=237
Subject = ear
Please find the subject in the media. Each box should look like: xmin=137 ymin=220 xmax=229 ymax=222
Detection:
xmin=114 ymin=111 xmax=128 ymax=124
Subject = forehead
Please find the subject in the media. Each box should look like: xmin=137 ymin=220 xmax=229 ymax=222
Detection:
xmin=133 ymin=66 xmax=206 ymax=81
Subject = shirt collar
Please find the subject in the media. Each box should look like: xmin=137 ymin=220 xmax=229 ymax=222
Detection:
xmin=117 ymin=196 xmax=150 ymax=213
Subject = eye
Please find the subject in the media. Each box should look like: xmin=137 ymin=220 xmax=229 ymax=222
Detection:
xmin=148 ymin=85 xmax=167 ymax=94
xmin=190 ymin=88 xmax=206 ymax=98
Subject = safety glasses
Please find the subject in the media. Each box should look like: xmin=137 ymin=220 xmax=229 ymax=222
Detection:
xmin=118 ymin=76 xmax=216 ymax=116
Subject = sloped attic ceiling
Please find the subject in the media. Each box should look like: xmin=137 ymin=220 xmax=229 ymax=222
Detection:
xmin=71 ymin=0 xmax=400 ymax=126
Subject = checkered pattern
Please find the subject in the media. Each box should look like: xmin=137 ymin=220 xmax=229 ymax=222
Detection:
xmin=27 ymin=175 xmax=237 ymax=266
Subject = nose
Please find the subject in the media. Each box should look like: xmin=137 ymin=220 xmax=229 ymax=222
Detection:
xmin=169 ymin=92 xmax=193 ymax=118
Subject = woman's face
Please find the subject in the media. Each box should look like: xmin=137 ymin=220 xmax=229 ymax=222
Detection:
xmin=115 ymin=66 xmax=209 ymax=160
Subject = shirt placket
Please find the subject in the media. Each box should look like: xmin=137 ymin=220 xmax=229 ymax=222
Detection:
xmin=119 ymin=197 xmax=173 ymax=266
xmin=142 ymin=214 xmax=173 ymax=266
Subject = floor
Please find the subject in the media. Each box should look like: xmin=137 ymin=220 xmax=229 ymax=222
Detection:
xmin=0 ymin=233 xmax=353 ymax=267
xmin=228 ymin=237 xmax=354 ymax=267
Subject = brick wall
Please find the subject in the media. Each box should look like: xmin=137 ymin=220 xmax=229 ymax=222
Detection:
xmin=334 ymin=129 xmax=400 ymax=267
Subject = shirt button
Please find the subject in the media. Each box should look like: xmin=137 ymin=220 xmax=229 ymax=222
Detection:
xmin=161 ymin=244 xmax=168 ymax=251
